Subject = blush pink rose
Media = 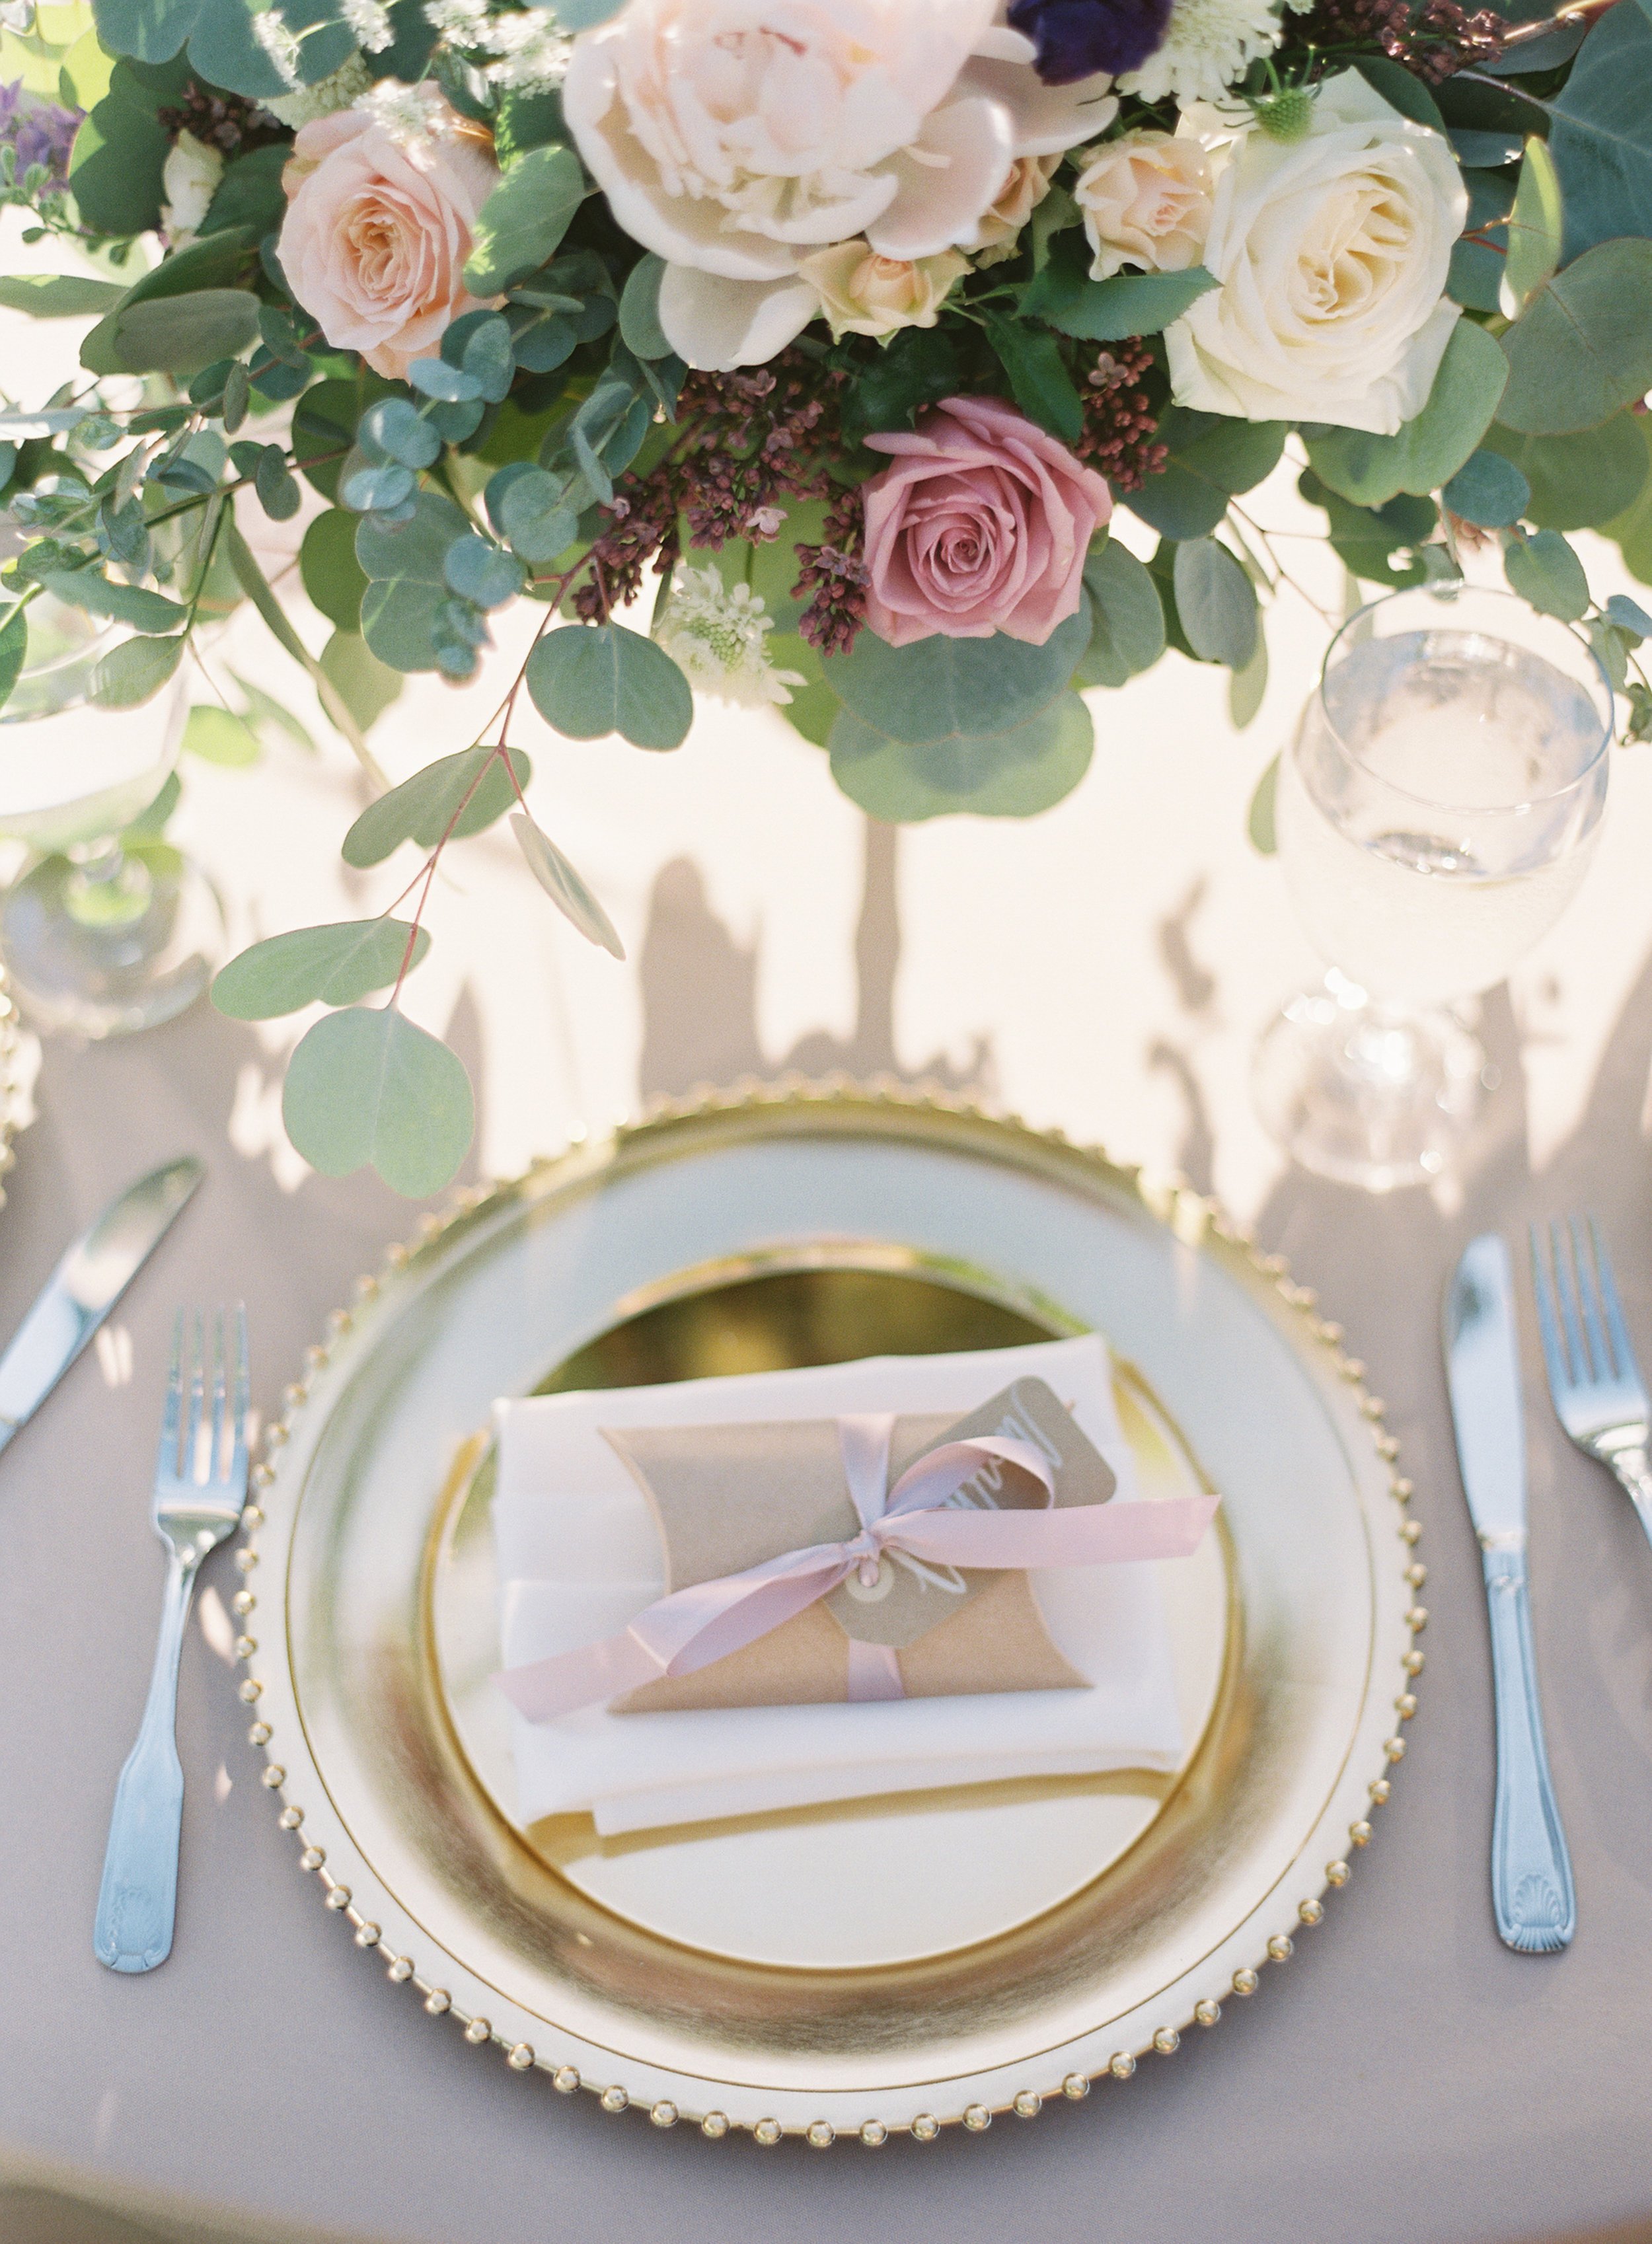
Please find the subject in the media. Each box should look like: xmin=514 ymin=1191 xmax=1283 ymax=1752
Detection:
xmin=860 ymin=393 xmax=1111 ymax=646
xmin=278 ymin=91 xmax=500 ymax=381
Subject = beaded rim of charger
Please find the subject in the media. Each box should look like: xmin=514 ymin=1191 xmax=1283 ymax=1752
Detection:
xmin=232 ymin=1076 xmax=1425 ymax=2144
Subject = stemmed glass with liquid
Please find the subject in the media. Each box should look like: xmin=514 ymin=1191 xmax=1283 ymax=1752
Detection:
xmin=1254 ymin=583 xmax=1613 ymax=1190
xmin=0 ymin=591 xmax=224 ymax=1037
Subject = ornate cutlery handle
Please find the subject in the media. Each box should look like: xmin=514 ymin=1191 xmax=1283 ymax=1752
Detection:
xmin=1482 ymin=1538 xmax=1575 ymax=1954
xmin=94 ymin=1547 xmax=198 ymax=1973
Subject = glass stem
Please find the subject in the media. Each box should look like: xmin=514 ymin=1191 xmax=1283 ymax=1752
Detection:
xmin=63 ymin=839 xmax=153 ymax=931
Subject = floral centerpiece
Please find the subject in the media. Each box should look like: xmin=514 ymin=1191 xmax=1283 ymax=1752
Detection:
xmin=1 ymin=0 xmax=1650 ymax=1191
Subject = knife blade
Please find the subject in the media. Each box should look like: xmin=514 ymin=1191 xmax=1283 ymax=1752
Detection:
xmin=1444 ymin=1232 xmax=1575 ymax=1953
xmin=0 ymin=1156 xmax=204 ymax=1452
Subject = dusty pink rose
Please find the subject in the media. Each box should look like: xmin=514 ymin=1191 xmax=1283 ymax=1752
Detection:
xmin=278 ymin=91 xmax=500 ymax=381
xmin=860 ymin=394 xmax=1111 ymax=646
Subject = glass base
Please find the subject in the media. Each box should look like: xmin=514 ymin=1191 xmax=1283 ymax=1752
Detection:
xmin=1253 ymin=974 xmax=1486 ymax=1192
xmin=0 ymin=842 xmax=226 ymax=1039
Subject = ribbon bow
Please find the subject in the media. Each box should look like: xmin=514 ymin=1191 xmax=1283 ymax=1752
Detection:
xmin=498 ymin=1413 xmax=1219 ymax=1722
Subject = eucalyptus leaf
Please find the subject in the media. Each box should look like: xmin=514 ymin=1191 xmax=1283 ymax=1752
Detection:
xmin=490 ymin=464 xmax=577 ymax=564
xmin=212 ymin=918 xmax=430 ymax=1017
xmin=341 ymin=746 xmax=531 ymax=866
xmin=1499 ymin=239 xmax=1652 ymax=435
xmin=1074 ymin=541 xmax=1165 ymax=689
xmin=1020 ymin=235 xmax=1217 ymax=340
xmin=1504 ymin=528 xmax=1590 ymax=620
xmin=1604 ymin=414 xmax=1652 ymax=584
xmin=40 ymin=571 xmax=186 ymax=634
xmin=1302 ymin=319 xmax=1508 ymax=507
xmin=509 ymin=811 xmax=624 ymax=958
xmin=301 ymin=509 xmax=369 ymax=632
xmin=463 ymin=144 xmax=585 ymax=295
xmin=618 ymin=254 xmax=671 ymax=361
xmin=525 ymin=624 xmax=693 ymax=750
xmin=1608 ymin=592 xmax=1652 ymax=640
xmin=282 ymin=1005 xmax=474 ymax=1199
xmin=443 ymin=534 xmax=524 ymax=610
xmin=1501 ymin=137 xmax=1563 ymax=318
xmin=1124 ymin=408 xmax=1287 ymax=541
xmin=356 ymin=492 xmax=471 ymax=673
xmin=981 ymin=310 xmax=1083 ymax=444
xmin=1172 ymin=539 xmax=1257 ymax=669
xmin=1548 ymin=0 xmax=1652 ymax=262
xmin=89 ymin=632 xmax=185 ymax=708
xmin=182 ymin=704 xmax=261 ymax=767
xmin=0 ymin=274 xmax=126 ymax=317
xmin=67 ymin=55 xmax=183 ymax=239
xmin=320 ymin=629 xmax=402 ymax=732
xmin=828 ymin=692 xmax=1094 ymax=823
xmin=112 ymin=288 xmax=261 ymax=377
xmin=361 ymin=398 xmax=441 ymax=470
xmin=1247 ymin=755 xmax=1279 ymax=855
xmin=0 ymin=609 xmax=27 ymax=716
xmin=1228 ymin=626 xmax=1269 ymax=730
xmin=1441 ymin=449 xmax=1530 ymax=528
xmin=1480 ymin=416 xmax=1647 ymax=531
xmin=820 ymin=605 xmax=1091 ymax=747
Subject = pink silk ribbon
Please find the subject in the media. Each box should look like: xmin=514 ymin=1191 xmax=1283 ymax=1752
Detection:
xmin=496 ymin=1412 xmax=1220 ymax=1723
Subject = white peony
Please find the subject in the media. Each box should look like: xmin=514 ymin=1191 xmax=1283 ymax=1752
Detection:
xmin=1164 ymin=73 xmax=1468 ymax=436
xmin=562 ymin=0 xmax=1115 ymax=369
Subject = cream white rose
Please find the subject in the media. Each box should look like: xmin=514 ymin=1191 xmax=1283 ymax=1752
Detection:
xmin=964 ymin=150 xmax=1065 ymax=264
xmin=1164 ymin=73 xmax=1468 ymax=436
xmin=800 ymin=240 xmax=970 ymax=340
xmin=563 ymin=0 xmax=1115 ymax=370
xmin=1073 ymin=130 xmax=1213 ymax=280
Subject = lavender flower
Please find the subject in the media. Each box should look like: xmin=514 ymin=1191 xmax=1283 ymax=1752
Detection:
xmin=0 ymin=79 xmax=81 ymax=190
xmin=1007 ymin=0 xmax=1173 ymax=83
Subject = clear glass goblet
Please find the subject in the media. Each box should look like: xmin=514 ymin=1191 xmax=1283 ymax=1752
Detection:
xmin=1253 ymin=582 xmax=1613 ymax=1191
xmin=0 ymin=593 xmax=225 ymax=1039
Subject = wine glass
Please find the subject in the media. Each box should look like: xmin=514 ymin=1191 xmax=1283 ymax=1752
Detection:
xmin=1253 ymin=582 xmax=1613 ymax=1191
xmin=0 ymin=591 xmax=225 ymax=1038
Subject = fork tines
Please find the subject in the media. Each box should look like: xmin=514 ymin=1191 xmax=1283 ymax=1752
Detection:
xmin=159 ymin=1304 xmax=250 ymax=1487
xmin=1530 ymin=1216 xmax=1648 ymax=1430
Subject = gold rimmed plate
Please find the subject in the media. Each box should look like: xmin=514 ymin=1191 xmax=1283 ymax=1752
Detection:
xmin=244 ymin=1086 xmax=1421 ymax=2142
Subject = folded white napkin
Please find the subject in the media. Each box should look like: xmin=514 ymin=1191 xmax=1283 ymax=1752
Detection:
xmin=493 ymin=1335 xmax=1185 ymax=1835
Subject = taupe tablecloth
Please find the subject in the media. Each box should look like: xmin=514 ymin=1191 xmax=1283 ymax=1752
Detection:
xmin=7 ymin=938 xmax=1652 ymax=2244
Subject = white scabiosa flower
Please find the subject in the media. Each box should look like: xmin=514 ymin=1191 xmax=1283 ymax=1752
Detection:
xmin=264 ymin=50 xmax=373 ymax=126
xmin=340 ymin=0 xmax=395 ymax=49
xmin=1119 ymin=0 xmax=1281 ymax=106
xmin=251 ymin=8 xmax=305 ymax=87
xmin=654 ymin=565 xmax=807 ymax=710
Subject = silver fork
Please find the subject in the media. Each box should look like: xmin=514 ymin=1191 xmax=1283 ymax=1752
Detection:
xmin=94 ymin=1306 xmax=250 ymax=1974
xmin=1530 ymin=1218 xmax=1652 ymax=1549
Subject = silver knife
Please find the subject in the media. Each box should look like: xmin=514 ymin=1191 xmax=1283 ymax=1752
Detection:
xmin=0 ymin=1156 xmax=204 ymax=1453
xmin=1445 ymin=1232 xmax=1575 ymax=1954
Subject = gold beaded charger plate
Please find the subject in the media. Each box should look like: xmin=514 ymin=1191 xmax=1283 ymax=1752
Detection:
xmin=243 ymin=1085 xmax=1421 ymax=2144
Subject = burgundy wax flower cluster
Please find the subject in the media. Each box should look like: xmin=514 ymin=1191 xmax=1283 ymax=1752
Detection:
xmin=1290 ymin=0 xmax=1503 ymax=81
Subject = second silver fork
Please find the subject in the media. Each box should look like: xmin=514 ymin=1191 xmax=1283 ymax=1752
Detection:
xmin=1530 ymin=1216 xmax=1652 ymax=1550
xmin=94 ymin=1307 xmax=250 ymax=1974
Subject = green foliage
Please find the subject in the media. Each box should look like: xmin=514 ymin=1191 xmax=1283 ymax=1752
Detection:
xmin=1548 ymin=0 xmax=1652 ymax=261
xmin=509 ymin=811 xmax=624 ymax=958
xmin=301 ymin=509 xmax=369 ymax=633
xmin=0 ymin=608 xmax=26 ymax=717
xmin=1228 ymin=625 xmax=1268 ymax=729
xmin=1019 ymin=233 xmax=1218 ymax=340
xmin=821 ymin=603 xmax=1092 ymax=748
xmin=1442 ymin=449 xmax=1530 ymax=528
xmin=1124 ymin=408 xmax=1286 ymax=541
xmin=1499 ymin=239 xmax=1652 ymax=435
xmin=1501 ymin=139 xmax=1562 ymax=317
xmin=41 ymin=569 xmax=185 ymax=632
xmin=1504 ymin=527 xmax=1589 ymax=620
xmin=89 ymin=631 xmax=184 ymax=708
xmin=213 ymin=918 xmax=430 ymax=1017
xmin=1349 ymin=54 xmax=1445 ymax=129
xmin=829 ymin=692 xmax=1094 ymax=822
xmin=282 ymin=1005 xmax=474 ymax=1199
xmin=444 ymin=533 xmax=524 ymax=611
xmin=91 ymin=0 xmax=355 ymax=100
xmin=182 ymin=704 xmax=261 ymax=767
xmin=463 ymin=145 xmax=586 ymax=295
xmin=1172 ymin=538 xmax=1257 ymax=668
xmin=1302 ymin=320 xmax=1507 ymax=507
xmin=1298 ymin=470 xmax=1437 ymax=587
xmin=202 ymin=141 xmax=289 ymax=236
xmin=320 ymin=629 xmax=402 ymax=732
xmin=1449 ymin=169 xmax=1515 ymax=316
xmin=980 ymin=311 xmax=1082 ymax=445
xmin=67 ymin=55 xmax=187 ymax=238
xmin=526 ymin=623 xmax=694 ymax=749
xmin=104 ymin=287 xmax=262 ymax=377
xmin=357 ymin=492 xmax=475 ymax=675
xmin=1481 ymin=415 xmax=1648 ymax=531
xmin=840 ymin=326 xmax=963 ymax=443
xmin=1248 ymin=756 xmax=1279 ymax=855
xmin=1074 ymin=541 xmax=1165 ymax=689
xmin=619 ymin=254 xmax=672 ymax=361
xmin=0 ymin=274 xmax=125 ymax=316
xmin=342 ymin=747 xmax=531 ymax=866
xmin=1603 ymin=414 xmax=1652 ymax=585
xmin=486 ymin=463 xmax=578 ymax=565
